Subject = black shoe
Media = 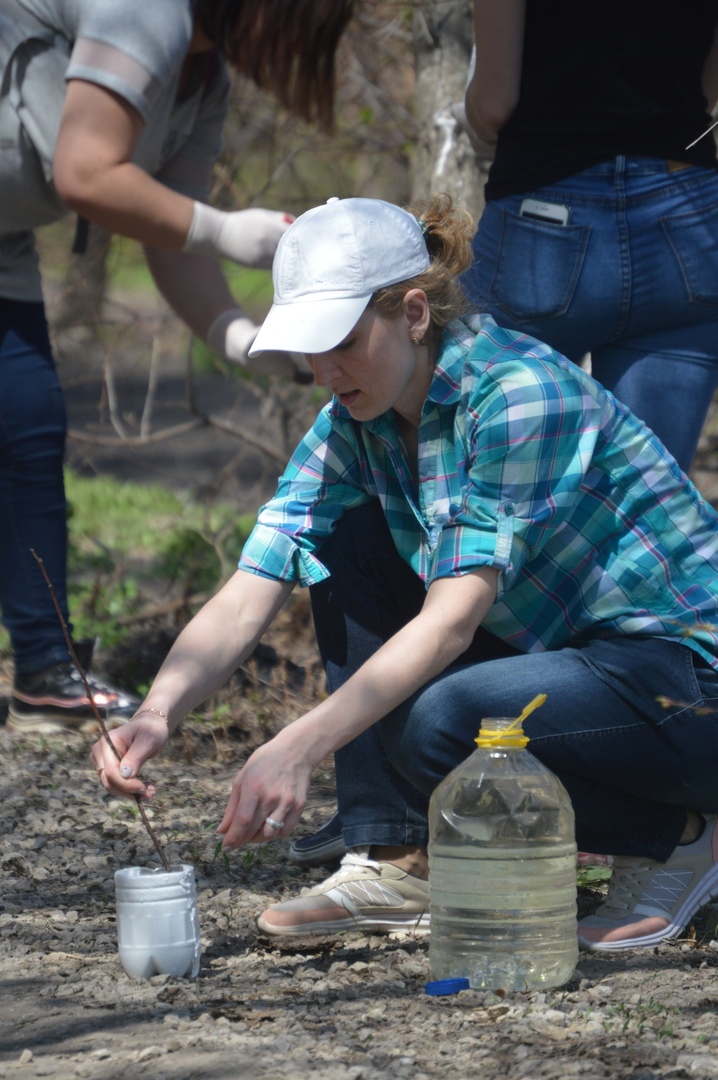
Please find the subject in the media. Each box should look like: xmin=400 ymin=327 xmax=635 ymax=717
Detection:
xmin=288 ymin=812 xmax=346 ymax=867
xmin=8 ymin=661 xmax=139 ymax=734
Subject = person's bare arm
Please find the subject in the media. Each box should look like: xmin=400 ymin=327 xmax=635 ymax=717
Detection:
xmin=144 ymin=246 xmax=239 ymax=341
xmin=217 ymin=566 xmax=500 ymax=848
xmin=54 ymin=80 xmax=297 ymax=368
xmin=53 ymin=80 xmax=194 ymax=248
xmin=54 ymin=80 xmax=292 ymax=262
xmin=89 ymin=570 xmax=294 ymax=795
xmin=465 ymin=0 xmax=526 ymax=145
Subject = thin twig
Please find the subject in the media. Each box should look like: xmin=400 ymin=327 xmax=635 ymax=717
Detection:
xmin=69 ymin=411 xmax=288 ymax=466
xmin=140 ymin=332 xmax=162 ymax=439
xmin=67 ymin=417 xmax=206 ymax=446
xmin=685 ymin=117 xmax=718 ymax=150
xmin=102 ymin=351 xmax=130 ymax=441
xmin=199 ymin=412 xmax=288 ymax=467
xmin=30 ymin=549 xmax=170 ymax=871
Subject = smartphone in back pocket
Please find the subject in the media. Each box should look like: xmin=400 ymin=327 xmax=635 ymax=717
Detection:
xmin=519 ymin=198 xmax=571 ymax=226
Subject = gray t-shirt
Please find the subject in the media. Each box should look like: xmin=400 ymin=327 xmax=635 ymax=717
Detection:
xmin=0 ymin=0 xmax=228 ymax=299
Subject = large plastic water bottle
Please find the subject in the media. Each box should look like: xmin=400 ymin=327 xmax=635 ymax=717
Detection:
xmin=428 ymin=715 xmax=578 ymax=991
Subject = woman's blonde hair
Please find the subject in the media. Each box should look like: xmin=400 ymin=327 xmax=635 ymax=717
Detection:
xmin=370 ymin=193 xmax=475 ymax=351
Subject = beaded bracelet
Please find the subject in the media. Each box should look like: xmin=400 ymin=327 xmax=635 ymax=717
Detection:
xmin=131 ymin=707 xmax=169 ymax=724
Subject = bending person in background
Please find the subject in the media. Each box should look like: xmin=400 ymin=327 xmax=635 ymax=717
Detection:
xmin=459 ymin=0 xmax=718 ymax=476
xmin=0 ymin=0 xmax=352 ymax=733
xmin=92 ymin=195 xmax=718 ymax=954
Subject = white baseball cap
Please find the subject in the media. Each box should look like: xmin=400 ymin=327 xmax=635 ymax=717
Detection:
xmin=248 ymin=197 xmax=430 ymax=356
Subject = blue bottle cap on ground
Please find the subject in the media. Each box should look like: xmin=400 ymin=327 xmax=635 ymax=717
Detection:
xmin=424 ymin=978 xmax=470 ymax=996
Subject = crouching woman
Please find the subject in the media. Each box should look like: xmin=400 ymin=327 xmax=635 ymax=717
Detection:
xmin=91 ymin=194 xmax=718 ymax=953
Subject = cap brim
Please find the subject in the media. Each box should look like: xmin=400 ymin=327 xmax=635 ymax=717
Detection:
xmin=248 ymin=294 xmax=372 ymax=356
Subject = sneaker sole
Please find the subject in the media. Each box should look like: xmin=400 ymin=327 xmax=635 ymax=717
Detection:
xmin=6 ymin=709 xmax=130 ymax=735
xmin=257 ymin=912 xmax=431 ymax=937
xmin=578 ymin=861 xmax=718 ymax=952
xmin=287 ymin=835 xmax=347 ymax=867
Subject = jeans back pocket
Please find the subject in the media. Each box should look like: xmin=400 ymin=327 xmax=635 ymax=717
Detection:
xmin=661 ymin=199 xmax=718 ymax=309
xmin=489 ymin=209 xmax=590 ymax=322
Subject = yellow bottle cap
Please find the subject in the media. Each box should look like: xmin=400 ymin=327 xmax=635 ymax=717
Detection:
xmin=473 ymin=694 xmax=547 ymax=749
xmin=474 ymin=719 xmax=529 ymax=749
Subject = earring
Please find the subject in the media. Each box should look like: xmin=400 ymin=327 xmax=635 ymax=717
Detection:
xmin=411 ymin=331 xmax=423 ymax=345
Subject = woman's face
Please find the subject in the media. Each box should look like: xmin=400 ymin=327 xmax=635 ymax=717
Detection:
xmin=306 ymin=294 xmax=433 ymax=427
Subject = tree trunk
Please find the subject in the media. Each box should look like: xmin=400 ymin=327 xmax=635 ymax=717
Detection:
xmin=410 ymin=0 xmax=488 ymax=227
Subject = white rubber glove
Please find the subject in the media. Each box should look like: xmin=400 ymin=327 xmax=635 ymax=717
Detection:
xmin=184 ymin=202 xmax=293 ymax=269
xmin=207 ymin=311 xmax=313 ymax=382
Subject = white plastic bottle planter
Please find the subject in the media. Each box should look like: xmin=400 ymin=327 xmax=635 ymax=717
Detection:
xmin=114 ymin=864 xmax=201 ymax=980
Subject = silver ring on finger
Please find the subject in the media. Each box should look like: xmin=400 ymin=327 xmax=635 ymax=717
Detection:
xmin=265 ymin=816 xmax=285 ymax=830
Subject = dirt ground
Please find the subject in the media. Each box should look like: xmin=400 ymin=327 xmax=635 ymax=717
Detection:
xmin=4 ymin=332 xmax=718 ymax=1079
xmin=4 ymin=612 xmax=718 ymax=1080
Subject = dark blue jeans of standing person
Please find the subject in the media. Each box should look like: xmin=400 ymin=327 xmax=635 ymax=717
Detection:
xmin=0 ymin=298 xmax=73 ymax=675
xmin=310 ymin=501 xmax=718 ymax=864
xmin=462 ymin=157 xmax=718 ymax=474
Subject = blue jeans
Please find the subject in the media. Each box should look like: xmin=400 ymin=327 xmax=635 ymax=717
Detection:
xmin=462 ymin=157 xmax=718 ymax=473
xmin=0 ymin=299 xmax=72 ymax=674
xmin=310 ymin=502 xmax=718 ymax=862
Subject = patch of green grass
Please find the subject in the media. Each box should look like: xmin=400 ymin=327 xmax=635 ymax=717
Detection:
xmin=65 ymin=469 xmax=189 ymax=556
xmin=62 ymin=468 xmax=256 ymax=648
xmin=66 ymin=468 xmax=255 ymax=559
xmin=606 ymin=997 xmax=680 ymax=1039
xmin=105 ymin=236 xmax=274 ymax=313
xmin=576 ymin=864 xmax=612 ymax=888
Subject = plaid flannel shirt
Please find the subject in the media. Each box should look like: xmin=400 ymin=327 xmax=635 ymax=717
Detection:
xmin=240 ymin=315 xmax=718 ymax=667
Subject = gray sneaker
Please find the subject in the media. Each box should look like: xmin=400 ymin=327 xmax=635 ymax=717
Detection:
xmin=257 ymin=848 xmax=430 ymax=936
xmin=578 ymin=815 xmax=718 ymax=951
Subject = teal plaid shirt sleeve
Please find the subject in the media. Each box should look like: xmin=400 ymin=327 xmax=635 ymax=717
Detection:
xmin=239 ymin=406 xmax=374 ymax=586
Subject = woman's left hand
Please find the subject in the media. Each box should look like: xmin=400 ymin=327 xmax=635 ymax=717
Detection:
xmin=88 ymin=715 xmax=169 ymax=801
xmin=217 ymin=735 xmax=313 ymax=849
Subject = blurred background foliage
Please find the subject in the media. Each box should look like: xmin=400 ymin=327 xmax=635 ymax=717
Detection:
xmin=5 ymin=1 xmax=482 ymax=665
xmin=5 ymin=0 xmax=717 ymax=711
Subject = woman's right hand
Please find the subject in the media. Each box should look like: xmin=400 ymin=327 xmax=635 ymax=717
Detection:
xmin=88 ymin=715 xmax=169 ymax=802
xmin=217 ymin=732 xmax=314 ymax=850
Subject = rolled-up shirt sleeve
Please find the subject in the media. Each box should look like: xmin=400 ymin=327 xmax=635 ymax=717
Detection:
xmin=238 ymin=408 xmax=374 ymax=586
xmin=430 ymin=342 xmax=603 ymax=594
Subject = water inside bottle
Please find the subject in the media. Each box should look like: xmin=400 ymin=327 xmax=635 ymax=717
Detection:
xmin=429 ymin=720 xmax=578 ymax=991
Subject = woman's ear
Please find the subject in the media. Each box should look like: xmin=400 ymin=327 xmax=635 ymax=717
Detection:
xmin=403 ymin=288 xmax=431 ymax=343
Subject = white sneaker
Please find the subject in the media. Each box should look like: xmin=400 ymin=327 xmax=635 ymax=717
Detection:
xmin=257 ymin=848 xmax=430 ymax=936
